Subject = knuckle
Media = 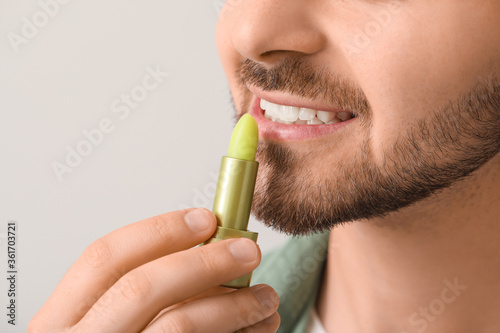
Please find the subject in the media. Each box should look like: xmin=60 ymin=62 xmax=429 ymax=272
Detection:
xmin=158 ymin=312 xmax=194 ymax=333
xmin=148 ymin=215 xmax=173 ymax=243
xmin=196 ymin=247 xmax=221 ymax=274
xmin=234 ymin=294 xmax=262 ymax=317
xmin=116 ymin=269 xmax=153 ymax=302
xmin=82 ymin=237 xmax=112 ymax=268
xmin=239 ymin=309 xmax=267 ymax=328
xmin=237 ymin=288 xmax=278 ymax=318
xmin=83 ymin=295 xmax=118 ymax=325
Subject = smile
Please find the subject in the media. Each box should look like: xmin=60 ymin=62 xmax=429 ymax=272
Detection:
xmin=260 ymin=99 xmax=355 ymax=125
xmin=250 ymin=97 xmax=357 ymax=141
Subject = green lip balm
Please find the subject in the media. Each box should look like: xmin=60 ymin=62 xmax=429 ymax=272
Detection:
xmin=204 ymin=114 xmax=259 ymax=288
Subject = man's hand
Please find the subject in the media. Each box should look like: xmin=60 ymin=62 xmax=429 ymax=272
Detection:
xmin=28 ymin=208 xmax=280 ymax=333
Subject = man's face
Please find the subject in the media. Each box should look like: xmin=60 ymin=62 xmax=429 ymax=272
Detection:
xmin=216 ymin=0 xmax=500 ymax=235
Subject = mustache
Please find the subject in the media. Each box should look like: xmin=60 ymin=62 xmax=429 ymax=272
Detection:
xmin=237 ymin=57 xmax=371 ymax=117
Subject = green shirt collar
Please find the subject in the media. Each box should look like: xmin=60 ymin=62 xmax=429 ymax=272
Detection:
xmin=252 ymin=231 xmax=330 ymax=333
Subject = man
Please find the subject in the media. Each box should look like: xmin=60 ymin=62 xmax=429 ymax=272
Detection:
xmin=30 ymin=1 xmax=499 ymax=332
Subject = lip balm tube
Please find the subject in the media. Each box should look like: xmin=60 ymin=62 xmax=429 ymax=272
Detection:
xmin=203 ymin=114 xmax=259 ymax=288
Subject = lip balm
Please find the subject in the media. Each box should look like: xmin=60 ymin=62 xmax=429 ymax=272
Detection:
xmin=204 ymin=114 xmax=259 ymax=288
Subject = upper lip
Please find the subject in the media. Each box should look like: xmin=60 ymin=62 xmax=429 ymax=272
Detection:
xmin=248 ymin=85 xmax=348 ymax=113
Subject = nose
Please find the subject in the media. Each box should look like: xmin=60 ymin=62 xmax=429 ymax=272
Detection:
xmin=230 ymin=0 xmax=326 ymax=64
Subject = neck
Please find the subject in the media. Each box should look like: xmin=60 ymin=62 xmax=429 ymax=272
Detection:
xmin=317 ymin=154 xmax=500 ymax=333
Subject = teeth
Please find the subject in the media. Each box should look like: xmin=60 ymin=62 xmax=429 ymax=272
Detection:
xmin=279 ymin=106 xmax=300 ymax=122
xmin=266 ymin=102 xmax=281 ymax=118
xmin=307 ymin=117 xmax=324 ymax=125
xmin=298 ymin=108 xmax=316 ymax=121
xmin=316 ymin=111 xmax=336 ymax=123
xmin=260 ymin=99 xmax=268 ymax=110
xmin=260 ymin=99 xmax=354 ymax=125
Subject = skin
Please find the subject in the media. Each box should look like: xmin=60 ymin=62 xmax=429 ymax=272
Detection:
xmin=215 ymin=0 xmax=500 ymax=332
xmin=28 ymin=209 xmax=281 ymax=332
xmin=30 ymin=0 xmax=499 ymax=332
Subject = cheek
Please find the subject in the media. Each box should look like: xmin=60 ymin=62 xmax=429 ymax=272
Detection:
xmin=336 ymin=1 xmax=500 ymax=161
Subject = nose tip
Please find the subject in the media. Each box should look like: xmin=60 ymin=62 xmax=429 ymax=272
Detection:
xmin=230 ymin=1 xmax=326 ymax=64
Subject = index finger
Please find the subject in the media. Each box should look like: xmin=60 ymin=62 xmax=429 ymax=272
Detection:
xmin=31 ymin=208 xmax=216 ymax=330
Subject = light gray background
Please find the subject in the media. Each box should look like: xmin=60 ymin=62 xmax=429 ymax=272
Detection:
xmin=0 ymin=0 xmax=289 ymax=331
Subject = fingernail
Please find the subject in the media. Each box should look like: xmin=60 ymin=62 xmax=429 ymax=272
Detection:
xmin=228 ymin=238 xmax=258 ymax=262
xmin=253 ymin=285 xmax=278 ymax=310
xmin=184 ymin=209 xmax=213 ymax=233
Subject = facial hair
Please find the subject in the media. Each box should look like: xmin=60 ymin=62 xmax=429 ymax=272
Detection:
xmin=235 ymin=58 xmax=500 ymax=236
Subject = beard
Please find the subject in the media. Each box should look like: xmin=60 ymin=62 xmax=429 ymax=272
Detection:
xmin=236 ymin=59 xmax=500 ymax=236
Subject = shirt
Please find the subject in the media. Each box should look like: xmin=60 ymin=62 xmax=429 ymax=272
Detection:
xmin=252 ymin=231 xmax=330 ymax=333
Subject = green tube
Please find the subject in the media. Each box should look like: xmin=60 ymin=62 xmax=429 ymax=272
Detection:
xmin=204 ymin=114 xmax=259 ymax=288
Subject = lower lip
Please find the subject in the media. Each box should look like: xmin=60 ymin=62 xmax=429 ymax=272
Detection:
xmin=249 ymin=97 xmax=356 ymax=141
